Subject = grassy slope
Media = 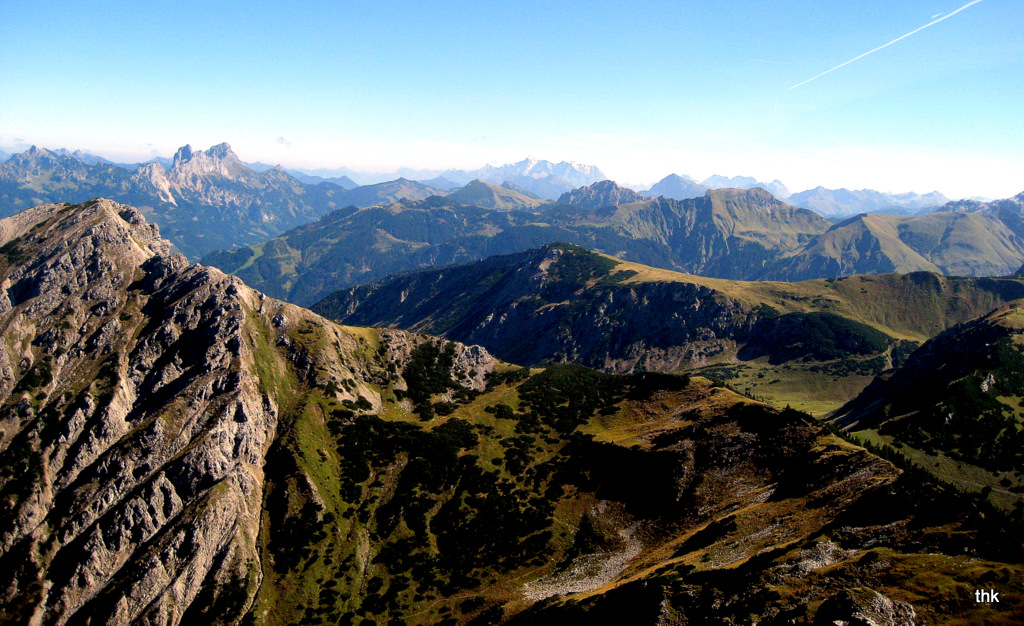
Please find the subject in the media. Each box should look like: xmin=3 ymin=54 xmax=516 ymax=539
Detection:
xmin=611 ymin=257 xmax=1024 ymax=342
xmin=446 ymin=180 xmax=548 ymax=211
xmin=314 ymin=246 xmax=1024 ymax=416
xmin=243 ymin=318 xmax=1024 ymax=624
xmin=772 ymin=211 xmax=1024 ymax=279
xmin=606 ymin=255 xmax=1024 ymax=413
xmin=9 ymin=201 xmax=1024 ymax=624
xmin=833 ymin=302 xmax=1024 ymax=511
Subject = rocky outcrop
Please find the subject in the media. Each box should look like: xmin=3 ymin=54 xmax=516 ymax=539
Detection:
xmin=816 ymin=588 xmax=917 ymax=625
xmin=557 ymin=180 xmax=647 ymax=209
xmin=0 ymin=199 xmax=493 ymax=624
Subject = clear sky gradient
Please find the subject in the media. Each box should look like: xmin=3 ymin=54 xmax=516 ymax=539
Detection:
xmin=1 ymin=0 xmax=1021 ymax=198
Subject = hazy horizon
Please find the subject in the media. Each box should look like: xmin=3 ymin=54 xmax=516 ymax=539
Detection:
xmin=0 ymin=140 xmax=997 ymax=199
xmin=2 ymin=0 xmax=1021 ymax=198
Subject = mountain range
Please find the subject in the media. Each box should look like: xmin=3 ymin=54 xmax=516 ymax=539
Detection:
xmin=204 ymin=185 xmax=1024 ymax=308
xmin=438 ymin=157 xmax=607 ymax=199
xmin=0 ymin=144 xmax=348 ymax=258
xmin=0 ymin=146 xmax=603 ymax=257
xmin=5 ymin=142 xmax=1024 ymax=301
xmin=287 ymin=171 xmax=359 ymax=189
xmin=6 ymin=144 xmax=969 ymax=217
xmin=311 ymin=242 xmax=1024 ymax=412
xmin=2 ymin=199 xmax=1023 ymax=623
xmin=286 ymin=158 xmax=608 ymax=199
xmin=202 ymin=187 xmax=832 ymax=305
xmin=787 ymin=187 xmax=951 ymax=217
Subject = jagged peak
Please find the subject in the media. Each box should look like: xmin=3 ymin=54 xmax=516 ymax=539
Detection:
xmin=22 ymin=145 xmax=56 ymax=158
xmin=172 ymin=144 xmax=194 ymax=166
xmin=207 ymin=142 xmax=235 ymax=159
xmin=0 ymin=198 xmax=173 ymax=267
xmin=171 ymin=142 xmax=240 ymax=166
xmin=168 ymin=142 xmax=247 ymax=178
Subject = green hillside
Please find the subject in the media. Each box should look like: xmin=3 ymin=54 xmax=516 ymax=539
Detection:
xmin=252 ymin=362 xmax=1024 ymax=624
xmin=833 ymin=301 xmax=1024 ymax=510
xmin=313 ymin=243 xmax=1024 ymax=414
xmin=767 ymin=211 xmax=1024 ymax=280
xmin=204 ymin=188 xmax=832 ymax=305
xmin=445 ymin=179 xmax=549 ymax=210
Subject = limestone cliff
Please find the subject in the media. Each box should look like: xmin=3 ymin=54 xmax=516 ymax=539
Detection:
xmin=0 ymin=199 xmax=491 ymax=624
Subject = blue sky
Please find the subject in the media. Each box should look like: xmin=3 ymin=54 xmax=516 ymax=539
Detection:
xmin=1 ymin=0 xmax=1021 ymax=197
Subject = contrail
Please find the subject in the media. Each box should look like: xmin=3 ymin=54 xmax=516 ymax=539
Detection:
xmin=789 ymin=0 xmax=985 ymax=90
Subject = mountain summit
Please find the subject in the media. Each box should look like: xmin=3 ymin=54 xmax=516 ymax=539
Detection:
xmin=645 ymin=173 xmax=708 ymax=200
xmin=556 ymin=180 xmax=646 ymax=208
xmin=444 ymin=179 xmax=547 ymax=210
xmin=441 ymin=158 xmax=606 ymax=199
xmin=168 ymin=142 xmax=247 ymax=178
xmin=702 ymin=174 xmax=790 ymax=199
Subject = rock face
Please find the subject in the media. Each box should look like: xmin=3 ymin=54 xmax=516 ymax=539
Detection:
xmin=816 ymin=588 xmax=917 ymax=626
xmin=556 ymin=180 xmax=647 ymax=209
xmin=0 ymin=199 xmax=493 ymax=624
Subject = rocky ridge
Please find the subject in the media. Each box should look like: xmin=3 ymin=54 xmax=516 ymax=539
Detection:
xmin=556 ymin=180 xmax=647 ymax=209
xmin=312 ymin=242 xmax=1024 ymax=412
xmin=0 ymin=199 xmax=492 ymax=623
